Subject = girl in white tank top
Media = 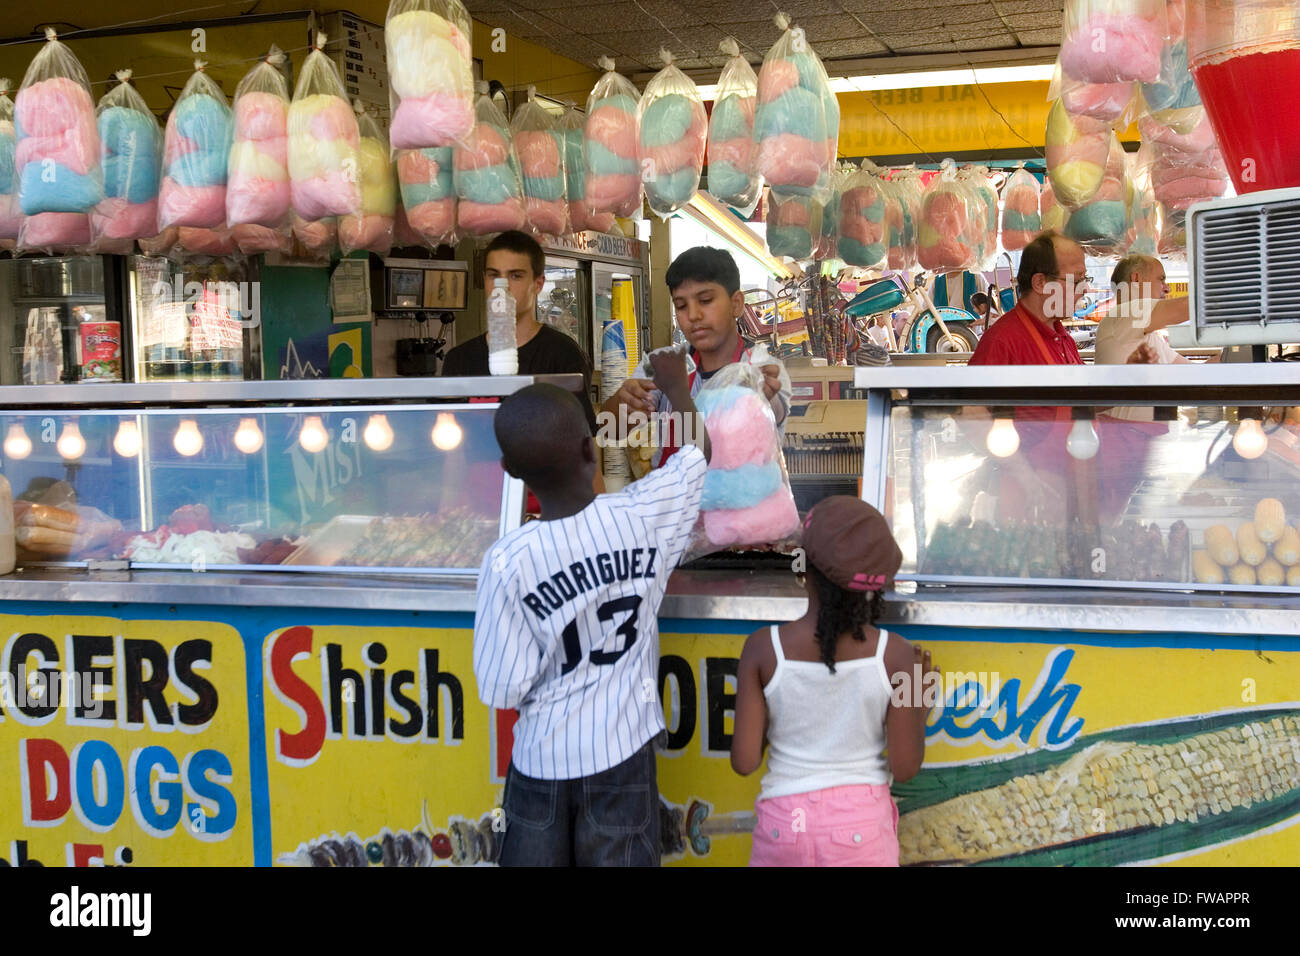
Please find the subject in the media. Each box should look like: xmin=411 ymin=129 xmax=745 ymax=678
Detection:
xmin=731 ymin=496 xmax=937 ymax=867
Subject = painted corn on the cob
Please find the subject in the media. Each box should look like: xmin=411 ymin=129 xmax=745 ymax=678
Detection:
xmin=898 ymin=713 xmax=1300 ymax=866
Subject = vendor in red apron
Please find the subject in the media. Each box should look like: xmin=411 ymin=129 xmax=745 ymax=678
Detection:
xmin=602 ymin=247 xmax=791 ymax=470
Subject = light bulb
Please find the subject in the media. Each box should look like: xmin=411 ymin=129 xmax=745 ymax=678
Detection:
xmin=173 ymin=419 xmax=204 ymax=457
xmin=1233 ymin=417 xmax=1267 ymax=460
xmin=56 ymin=422 xmax=86 ymax=461
xmin=431 ymin=412 xmax=463 ymax=451
xmin=1066 ymin=418 xmax=1100 ymax=460
xmin=4 ymin=423 xmax=32 ymax=460
xmin=299 ymin=415 xmax=328 ymax=453
xmin=113 ymin=420 xmax=142 ymax=458
xmin=363 ymin=414 xmax=394 ymax=452
xmin=234 ymin=418 xmax=264 ymax=454
xmin=986 ymin=418 xmax=1020 ymax=458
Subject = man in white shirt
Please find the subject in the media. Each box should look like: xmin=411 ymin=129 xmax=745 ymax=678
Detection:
xmin=1094 ymin=255 xmax=1194 ymax=369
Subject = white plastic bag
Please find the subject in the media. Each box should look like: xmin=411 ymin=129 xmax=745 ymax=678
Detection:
xmin=707 ymin=38 xmax=760 ymax=209
xmin=158 ymin=60 xmax=232 ymax=230
xmin=92 ymin=71 xmax=163 ymax=251
xmin=453 ymin=82 xmax=526 ymax=236
xmin=511 ymin=88 xmax=568 ymax=238
xmin=583 ymin=58 xmax=641 ymax=218
xmin=638 ymin=50 xmax=706 ymax=218
xmin=340 ymin=103 xmax=397 ymax=255
xmin=289 ymin=34 xmax=362 ymax=221
xmin=385 ymin=0 xmax=474 ymax=149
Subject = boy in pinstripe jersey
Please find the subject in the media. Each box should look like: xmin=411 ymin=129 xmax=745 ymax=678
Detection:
xmin=473 ymin=350 xmax=711 ymax=866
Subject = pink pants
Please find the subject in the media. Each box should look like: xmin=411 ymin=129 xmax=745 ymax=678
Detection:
xmin=749 ymin=784 xmax=900 ymax=867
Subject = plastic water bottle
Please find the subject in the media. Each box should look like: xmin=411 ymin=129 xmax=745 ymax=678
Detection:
xmin=487 ymin=278 xmax=518 ymax=375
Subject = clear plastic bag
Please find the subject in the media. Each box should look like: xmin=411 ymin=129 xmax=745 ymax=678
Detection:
xmin=917 ymin=160 xmax=979 ymax=272
xmin=291 ymin=211 xmax=338 ymax=260
xmin=289 ymin=35 xmax=362 ymax=221
xmin=340 ymin=102 xmax=397 ymax=255
xmin=0 ymin=78 xmax=20 ymax=241
xmin=561 ymin=103 xmax=614 ymax=234
xmin=1124 ymin=144 xmax=1161 ymax=255
xmin=15 ymin=29 xmax=103 ymax=253
xmin=177 ymin=225 xmax=237 ymax=256
xmin=958 ymin=165 xmax=1000 ymax=270
xmin=1063 ymin=133 xmax=1131 ymax=251
xmin=1060 ymin=0 xmax=1168 ymax=84
xmin=397 ymin=145 xmax=457 ymax=247
xmin=583 ymin=58 xmax=641 ymax=218
xmin=227 ymin=47 xmax=290 ymax=233
xmin=1000 ymin=165 xmax=1042 ymax=251
xmin=681 ymin=343 xmax=800 ymax=563
xmin=1050 ymin=56 xmax=1138 ymax=123
xmin=385 ymin=0 xmax=474 ymax=150
xmin=837 ymin=162 xmax=887 ymax=269
xmin=814 ymin=164 xmax=848 ymax=260
xmin=767 ymin=188 xmax=818 ymax=260
xmin=707 ymin=38 xmax=761 ymax=209
xmin=91 ymin=71 xmax=163 ymax=251
xmin=1045 ymin=98 xmax=1113 ymax=208
xmin=884 ymin=166 xmax=922 ymax=272
xmin=511 ymin=88 xmax=568 ymax=238
xmin=755 ymin=14 xmax=830 ymax=196
xmin=158 ymin=60 xmax=232 ymax=231
xmin=1041 ymin=177 xmax=1071 ymax=233
xmin=639 ymin=50 xmax=706 ymax=219
xmin=454 ymin=81 xmax=526 ymax=236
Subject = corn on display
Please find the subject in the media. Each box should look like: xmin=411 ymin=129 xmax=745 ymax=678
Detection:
xmin=1198 ymin=500 xmax=1297 ymax=585
xmin=898 ymin=714 xmax=1300 ymax=865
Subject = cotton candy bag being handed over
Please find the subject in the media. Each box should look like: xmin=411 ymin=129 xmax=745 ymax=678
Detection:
xmin=561 ymin=104 xmax=614 ymax=234
xmin=385 ymin=0 xmax=474 ymax=149
xmin=755 ymin=14 xmax=830 ymax=195
xmin=0 ymin=79 xmax=19 ymax=242
xmin=289 ymin=35 xmax=362 ymax=221
xmin=681 ymin=344 xmax=800 ymax=562
xmin=638 ymin=50 xmax=706 ymax=218
xmin=92 ymin=71 xmax=163 ymax=250
xmin=1060 ymin=0 xmax=1167 ymax=84
xmin=583 ymin=58 xmax=641 ymax=218
xmin=707 ymin=38 xmax=760 ymax=209
xmin=511 ymin=88 xmax=567 ymax=237
xmin=454 ymin=82 xmax=525 ymax=236
xmin=1000 ymin=165 xmax=1042 ymax=251
xmin=15 ymin=29 xmax=103 ymax=252
xmin=340 ymin=103 xmax=397 ymax=255
xmin=157 ymin=61 xmax=232 ymax=230
xmin=227 ymin=47 xmax=290 ymax=245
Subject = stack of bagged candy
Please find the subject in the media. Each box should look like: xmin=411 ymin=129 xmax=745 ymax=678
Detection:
xmin=454 ymin=81 xmax=526 ymax=236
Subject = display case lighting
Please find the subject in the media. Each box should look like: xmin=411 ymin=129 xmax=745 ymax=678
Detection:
xmin=113 ymin=420 xmax=142 ymax=458
xmin=1066 ymin=408 xmax=1100 ymax=460
xmin=364 ymin=414 xmax=394 ymax=452
xmin=986 ymin=416 xmax=1020 ymax=458
xmin=4 ymin=423 xmax=32 ymax=460
xmin=1233 ymin=410 xmax=1267 ymax=460
xmin=234 ymin=418 xmax=264 ymax=455
xmin=57 ymin=421 xmax=86 ymax=461
xmin=298 ymin=416 xmax=329 ymax=454
xmin=431 ymin=413 xmax=463 ymax=451
xmin=173 ymin=419 xmax=204 ymax=457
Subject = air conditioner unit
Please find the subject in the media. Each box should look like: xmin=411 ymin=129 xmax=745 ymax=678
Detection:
xmin=1181 ymin=187 xmax=1300 ymax=347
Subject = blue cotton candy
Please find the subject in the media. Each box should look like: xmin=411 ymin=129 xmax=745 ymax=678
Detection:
xmin=768 ymin=224 xmax=812 ymax=259
xmin=1141 ymin=42 xmax=1201 ymax=112
xmin=754 ymin=87 xmax=824 ymax=141
xmin=563 ymin=129 xmax=585 ymax=197
xmin=863 ymin=195 xmax=885 ymax=222
xmin=708 ymin=162 xmax=751 ymax=200
xmin=789 ymin=51 xmax=824 ymax=93
xmin=1002 ymin=209 xmax=1041 ymax=231
xmin=591 ymin=93 xmax=638 ymax=116
xmin=584 ymin=138 xmax=638 ymax=176
xmin=100 ymin=108 xmax=162 ymax=203
xmin=710 ymin=95 xmax=751 ymax=142
xmin=0 ymin=131 xmax=14 ymax=194
xmin=640 ymin=94 xmax=694 ymax=148
xmin=168 ymin=150 xmax=229 ymax=188
xmin=422 ymin=147 xmax=455 ymax=197
xmin=701 ymin=462 xmax=784 ymax=511
xmin=456 ymin=164 xmax=517 ymax=204
xmin=838 ymin=236 xmax=886 ymax=267
xmin=695 ymin=384 xmax=749 ymax=418
xmin=523 ymin=173 xmax=565 ymax=201
xmin=174 ymin=94 xmax=231 ymax=143
xmin=20 ymin=163 xmax=102 ymax=213
xmin=646 ymin=166 xmax=698 ymax=205
xmin=1065 ymin=201 xmax=1127 ymax=244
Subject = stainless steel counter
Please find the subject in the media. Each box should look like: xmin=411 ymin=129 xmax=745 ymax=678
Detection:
xmin=1 ymin=568 xmax=1296 ymax=635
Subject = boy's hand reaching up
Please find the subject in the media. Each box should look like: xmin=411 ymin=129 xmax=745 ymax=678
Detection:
xmin=649 ymin=347 xmax=690 ymax=395
xmin=760 ymin=364 xmax=782 ymax=401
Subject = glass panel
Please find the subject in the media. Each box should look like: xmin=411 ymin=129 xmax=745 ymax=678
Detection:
xmin=539 ymin=261 xmax=583 ymax=348
xmin=890 ymin=402 xmax=1300 ymax=590
xmin=0 ymin=257 xmax=110 ymax=386
xmin=0 ymin=404 xmax=507 ymax=574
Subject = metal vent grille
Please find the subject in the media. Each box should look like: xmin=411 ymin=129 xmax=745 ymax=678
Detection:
xmin=1192 ymin=194 xmax=1300 ymax=345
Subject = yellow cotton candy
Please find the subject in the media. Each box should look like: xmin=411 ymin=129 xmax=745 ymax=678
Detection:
xmin=1043 ymin=203 xmax=1069 ymax=231
xmin=358 ymin=137 xmax=397 ymax=215
xmin=229 ymin=141 xmax=288 ymax=182
xmin=288 ymin=133 xmax=355 ymax=180
xmin=387 ymin=11 xmax=472 ymax=99
xmin=1151 ymin=105 xmax=1202 ymax=136
xmin=1052 ymin=161 xmax=1104 ymax=206
xmin=1046 ymin=100 xmax=1078 ymax=147
xmin=918 ymin=222 xmax=942 ymax=246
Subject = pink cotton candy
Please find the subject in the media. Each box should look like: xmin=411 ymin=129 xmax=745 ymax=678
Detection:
xmin=158 ymin=180 xmax=226 ymax=229
xmin=709 ymin=136 xmax=753 ymax=169
xmin=227 ymin=177 xmax=290 ymax=226
xmin=20 ymin=211 xmax=90 ymax=250
xmin=515 ymin=131 xmax=562 ymax=178
xmin=1061 ymin=81 xmax=1134 ymax=122
xmin=525 ymin=197 xmax=567 ymax=236
xmin=454 ymin=124 xmax=510 ymax=170
xmin=758 ymin=134 xmax=823 ymax=189
xmin=583 ymin=173 xmax=640 ymax=214
xmin=93 ymin=198 xmax=157 ymax=240
xmin=1060 ymin=14 xmax=1164 ymax=83
xmin=0 ymin=206 xmax=20 ymax=240
xmin=407 ymin=198 xmax=457 ymax=239
xmin=232 ymin=222 xmax=291 ymax=254
xmin=164 ymin=132 xmax=199 ymax=166
xmin=569 ymin=202 xmax=614 ymax=233
xmin=235 ymin=93 xmax=288 ymax=141
xmin=923 ymin=191 xmax=967 ymax=233
xmin=758 ymin=60 xmax=800 ymax=104
xmin=918 ymin=237 xmax=974 ymax=271
xmin=389 ymin=93 xmax=474 ymax=150
xmin=585 ymin=105 xmax=638 ymax=160
xmin=642 ymin=134 xmax=704 ymax=176
xmin=292 ymin=214 xmax=336 ymax=254
xmin=308 ymin=99 xmax=361 ymax=146
xmin=16 ymin=78 xmax=94 ymax=138
xmin=15 ymin=119 xmax=100 ymax=177
xmin=840 ymin=216 xmax=885 ymax=245
xmin=1138 ymin=113 xmax=1216 ymax=153
xmin=397 ymin=149 xmax=443 ymax=184
xmin=340 ymin=213 xmax=394 ymax=254
xmin=178 ymin=226 xmax=236 ymax=255
xmin=772 ymin=196 xmax=810 ymax=228
xmin=292 ymin=170 xmax=362 ymax=220
xmin=708 ymin=397 xmax=779 ymax=470
xmin=457 ymin=197 xmax=526 ymax=236
xmin=704 ymin=488 xmax=800 ymax=548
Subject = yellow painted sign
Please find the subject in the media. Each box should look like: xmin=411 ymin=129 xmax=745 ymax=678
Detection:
xmin=0 ymin=615 xmax=254 ymax=866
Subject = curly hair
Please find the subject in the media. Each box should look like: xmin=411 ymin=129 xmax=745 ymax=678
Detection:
xmin=810 ymin=565 xmax=885 ymax=674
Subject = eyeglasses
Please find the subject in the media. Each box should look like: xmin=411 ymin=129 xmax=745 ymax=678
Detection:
xmin=1045 ymin=272 xmax=1092 ymax=289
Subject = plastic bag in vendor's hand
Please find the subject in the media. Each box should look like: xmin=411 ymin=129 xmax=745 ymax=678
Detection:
xmin=91 ymin=70 xmax=163 ymax=250
xmin=707 ymin=38 xmax=761 ymax=209
xmin=385 ymin=0 xmax=474 ymax=149
xmin=227 ymin=47 xmax=291 ymax=235
xmin=583 ymin=58 xmax=642 ymax=218
xmin=511 ymin=87 xmax=568 ymax=238
xmin=158 ymin=60 xmax=232 ymax=231
xmin=639 ymin=49 xmax=706 ymax=219
xmin=289 ymin=35 xmax=362 ymax=221
xmin=340 ymin=102 xmax=397 ymax=255
xmin=680 ymin=343 xmax=800 ymax=564
xmin=454 ymin=82 xmax=526 ymax=236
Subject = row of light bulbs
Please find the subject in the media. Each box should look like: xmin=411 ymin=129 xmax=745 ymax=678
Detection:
xmin=2 ymin=413 xmax=465 ymax=461
xmin=984 ymin=414 xmax=1270 ymax=461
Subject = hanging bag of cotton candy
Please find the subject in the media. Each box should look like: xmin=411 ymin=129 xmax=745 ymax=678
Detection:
xmin=957 ymin=165 xmax=1000 ymax=270
xmin=0 ymin=78 xmax=20 ymax=246
xmin=583 ymin=58 xmax=642 ymax=219
xmin=638 ymin=49 xmax=706 ymax=219
xmin=755 ymin=14 xmax=829 ymax=199
xmin=15 ymin=29 xmax=104 ymax=253
xmin=1048 ymin=49 xmax=1137 ymax=125
xmin=386 ymin=0 xmax=474 ymax=150
xmin=1045 ymin=98 xmax=1113 ymax=209
xmin=885 ymin=166 xmax=923 ymax=272
xmin=1123 ymin=144 xmax=1162 ymax=256
xmin=707 ymin=38 xmax=761 ymax=209
xmin=1040 ymin=176 xmax=1071 ymax=233
xmin=340 ymin=103 xmax=397 ymax=255
xmin=561 ymin=102 xmax=614 ymax=234
xmin=917 ymin=160 xmax=980 ymax=272
xmin=397 ymin=144 xmax=457 ymax=247
xmin=1060 ymin=0 xmax=1168 ymax=84
xmin=1000 ymin=165 xmax=1042 ymax=251
xmin=511 ymin=88 xmax=568 ymax=238
xmin=1063 ymin=132 xmax=1132 ymax=251
xmin=90 ymin=71 xmax=163 ymax=253
xmin=767 ymin=189 xmax=822 ymax=260
xmin=227 ymin=47 xmax=292 ymax=254
xmin=453 ymin=81 xmax=526 ymax=236
xmin=157 ymin=60 xmax=233 ymax=233
xmin=838 ymin=161 xmax=888 ymax=268
xmin=289 ymin=34 xmax=362 ymax=226
xmin=680 ymin=342 xmax=800 ymax=563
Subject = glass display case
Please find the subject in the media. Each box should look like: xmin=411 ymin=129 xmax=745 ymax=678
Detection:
xmin=0 ymin=378 xmax=556 ymax=576
xmin=857 ymin=365 xmax=1300 ymax=594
